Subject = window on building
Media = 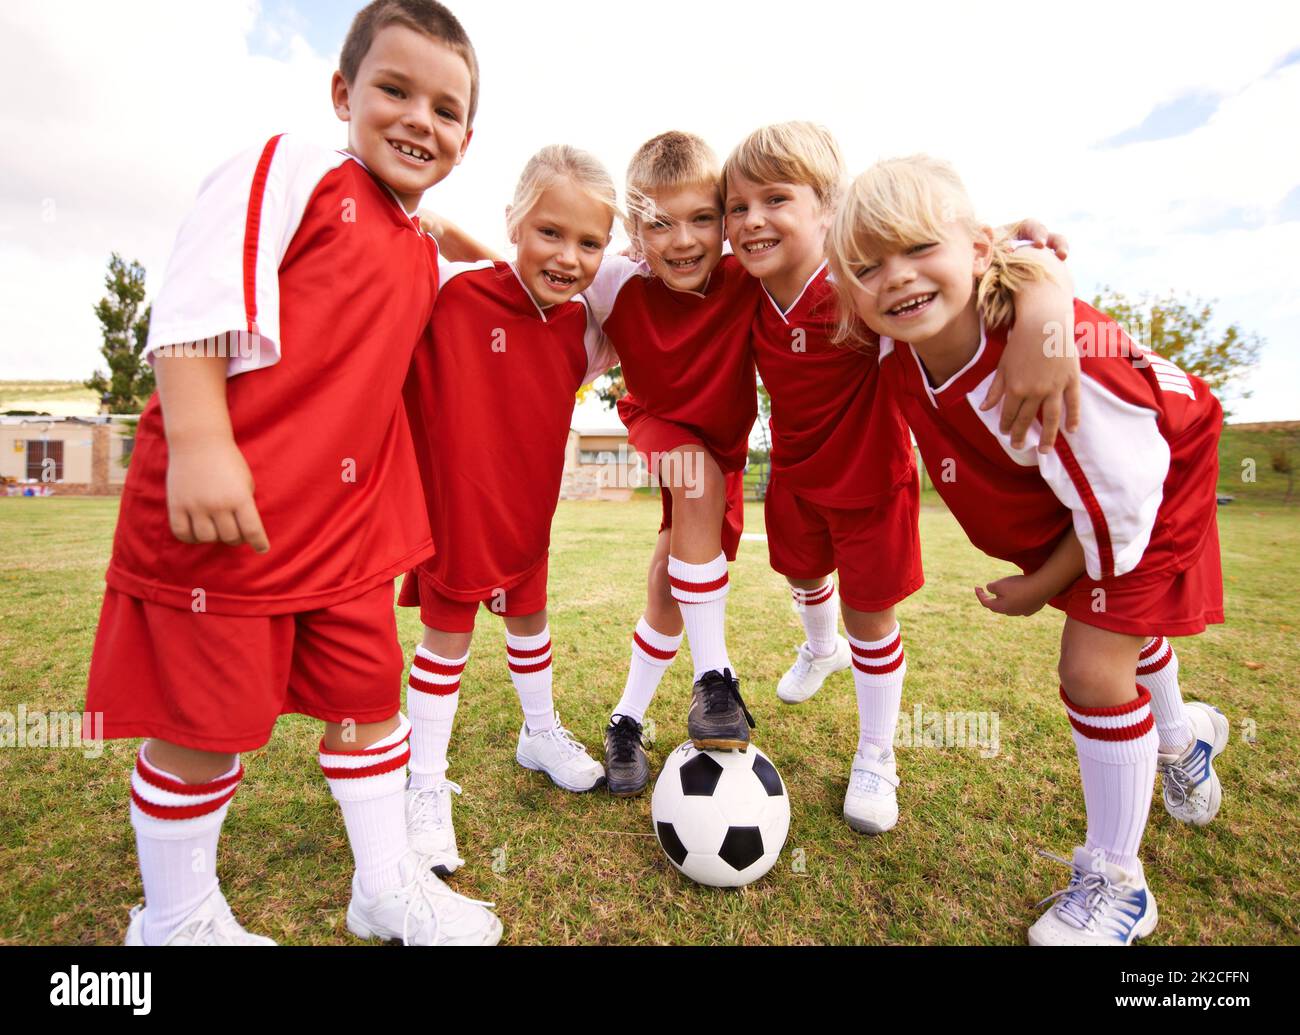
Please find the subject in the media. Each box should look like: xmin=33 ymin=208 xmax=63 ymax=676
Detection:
xmin=26 ymin=439 xmax=63 ymax=482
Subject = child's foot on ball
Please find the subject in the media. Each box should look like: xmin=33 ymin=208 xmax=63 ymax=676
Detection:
xmin=604 ymin=714 xmax=650 ymax=796
xmin=1158 ymin=701 xmax=1229 ymax=826
xmin=777 ymin=637 xmax=851 ymax=703
xmin=843 ymin=743 xmax=899 ymax=834
xmin=516 ymin=712 xmax=606 ymax=792
xmin=687 ymin=669 xmax=755 ymax=751
xmin=1028 ymin=847 xmax=1157 ymax=946
xmin=346 ymin=855 xmax=502 ymax=946
xmin=406 ymin=778 xmax=464 ymax=876
xmin=125 ymin=886 xmax=276 ymax=946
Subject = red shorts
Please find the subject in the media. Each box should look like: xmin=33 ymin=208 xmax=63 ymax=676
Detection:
xmin=84 ymin=581 xmax=404 ymax=753
xmin=659 ymin=471 xmax=745 ymax=562
xmin=1052 ymin=513 xmax=1225 ymax=638
xmin=397 ymin=559 xmax=549 ymax=633
xmin=764 ymin=471 xmax=924 ymax=612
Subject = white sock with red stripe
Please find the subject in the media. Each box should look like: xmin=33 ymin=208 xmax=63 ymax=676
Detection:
xmin=507 ymin=628 xmax=555 ymax=734
xmin=792 ymin=579 xmax=839 ymax=657
xmin=613 ymin=617 xmax=683 ymax=724
xmin=668 ymin=553 xmax=732 ymax=679
xmin=319 ymin=714 xmax=412 ymax=898
xmin=1061 ymin=686 xmax=1158 ymax=873
xmin=1135 ymin=636 xmax=1193 ymax=754
xmin=406 ymin=645 xmax=465 ymax=789
xmin=849 ymin=624 xmax=906 ymax=753
xmin=130 ymin=746 xmax=243 ymax=946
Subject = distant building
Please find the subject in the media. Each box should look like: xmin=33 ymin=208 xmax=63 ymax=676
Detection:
xmin=0 ymin=415 xmax=134 ymax=495
xmin=560 ymin=398 xmax=643 ymax=500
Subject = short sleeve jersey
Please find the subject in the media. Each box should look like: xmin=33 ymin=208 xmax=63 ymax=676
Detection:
xmin=584 ymin=254 xmax=761 ymax=473
xmin=751 ymin=263 xmax=915 ymax=508
xmin=107 ymin=134 xmax=438 ymax=615
xmin=404 ymin=261 xmax=615 ymax=598
xmin=879 ymin=299 xmax=1223 ymax=582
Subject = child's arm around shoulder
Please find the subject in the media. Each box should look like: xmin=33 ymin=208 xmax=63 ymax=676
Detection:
xmin=155 ymin=355 xmax=269 ymax=552
xmin=981 ymin=221 xmax=1081 ymax=454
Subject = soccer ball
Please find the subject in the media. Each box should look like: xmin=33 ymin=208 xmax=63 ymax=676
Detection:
xmin=651 ymin=741 xmax=790 ymax=887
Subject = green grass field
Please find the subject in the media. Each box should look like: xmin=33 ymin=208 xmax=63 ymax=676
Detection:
xmin=1 ymin=473 xmax=1296 ymax=945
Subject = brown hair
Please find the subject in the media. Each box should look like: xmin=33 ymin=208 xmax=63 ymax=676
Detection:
xmin=721 ymin=121 xmax=845 ymax=209
xmin=624 ymin=131 xmax=721 ymax=237
xmin=339 ymin=0 xmax=480 ymax=126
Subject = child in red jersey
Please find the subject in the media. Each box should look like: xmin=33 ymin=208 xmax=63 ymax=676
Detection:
xmin=828 ymin=155 xmax=1228 ymax=945
xmin=723 ymin=123 xmax=1078 ymax=837
xmin=83 ymin=0 xmax=501 ymax=946
xmin=399 ymin=146 xmax=620 ymax=872
xmin=582 ymin=133 xmax=766 ymax=792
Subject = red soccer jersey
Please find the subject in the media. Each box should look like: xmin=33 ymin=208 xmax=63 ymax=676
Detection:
xmin=585 ymin=254 xmax=760 ymax=473
xmin=879 ymin=299 xmax=1223 ymax=582
xmin=751 ymin=263 xmax=915 ymax=508
xmin=404 ymin=261 xmax=615 ymax=599
xmin=107 ymin=134 xmax=437 ymax=615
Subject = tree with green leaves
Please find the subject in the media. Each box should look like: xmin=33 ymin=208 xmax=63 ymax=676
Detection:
xmin=1091 ymin=287 xmax=1262 ymax=413
xmin=86 ymin=253 xmax=154 ymax=414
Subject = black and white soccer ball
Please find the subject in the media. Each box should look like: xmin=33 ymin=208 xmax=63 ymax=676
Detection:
xmin=651 ymin=741 xmax=790 ymax=887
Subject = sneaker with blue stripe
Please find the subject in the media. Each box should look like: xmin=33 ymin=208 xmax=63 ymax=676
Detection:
xmin=1159 ymin=701 xmax=1229 ymax=827
xmin=1028 ymin=847 xmax=1158 ymax=946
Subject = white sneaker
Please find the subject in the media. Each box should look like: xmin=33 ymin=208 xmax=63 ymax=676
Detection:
xmin=1158 ymin=701 xmax=1229 ymax=827
xmin=777 ymin=637 xmax=851 ymax=703
xmin=345 ymin=855 xmax=502 ymax=946
xmin=407 ymin=779 xmax=464 ymax=876
xmin=516 ymin=711 xmax=606 ymax=792
xmin=1028 ymin=847 xmax=1158 ymax=946
xmin=843 ymin=743 xmax=899 ymax=834
xmin=125 ymin=886 xmax=276 ymax=946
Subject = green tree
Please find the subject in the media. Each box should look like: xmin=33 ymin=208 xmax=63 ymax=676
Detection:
xmin=594 ymin=364 xmax=627 ymax=409
xmin=1091 ymin=287 xmax=1262 ymax=412
xmin=86 ymin=253 xmax=154 ymax=414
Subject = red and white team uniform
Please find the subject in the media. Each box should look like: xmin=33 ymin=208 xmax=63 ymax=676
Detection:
xmin=399 ymin=260 xmax=617 ymax=632
xmin=879 ymin=298 xmax=1224 ymax=636
xmin=584 ymin=254 xmax=761 ymax=560
xmin=85 ymin=134 xmax=440 ymax=752
xmin=751 ymin=263 xmax=922 ymax=612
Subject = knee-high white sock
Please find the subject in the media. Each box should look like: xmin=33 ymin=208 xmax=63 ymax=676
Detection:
xmin=320 ymin=715 xmax=412 ymax=897
xmin=131 ymin=747 xmax=242 ymax=945
xmin=849 ymin=624 xmax=906 ymax=754
xmin=406 ymin=645 xmax=465 ymax=789
xmin=507 ymin=628 xmax=555 ymax=734
xmin=1136 ymin=637 xmax=1193 ymax=755
xmin=668 ymin=553 xmax=731 ymax=679
xmin=1061 ymin=686 xmax=1158 ymax=874
xmin=791 ymin=580 xmax=839 ymax=657
xmin=613 ymin=617 xmax=682 ymax=724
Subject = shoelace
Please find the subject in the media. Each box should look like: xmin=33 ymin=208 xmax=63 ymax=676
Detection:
xmin=788 ymin=644 xmax=816 ymax=679
xmin=699 ymin=670 xmax=756 ymax=728
xmin=1034 ymin=851 xmax=1120 ymax=933
xmin=607 ymin=715 xmax=643 ymax=764
xmin=849 ymin=758 xmax=898 ymax=794
xmin=537 ymin=717 xmax=587 ymax=757
xmin=1161 ymin=743 xmax=1203 ymax=807
xmin=410 ymin=779 xmax=462 ymax=832
xmin=401 ymin=853 xmax=495 ymax=946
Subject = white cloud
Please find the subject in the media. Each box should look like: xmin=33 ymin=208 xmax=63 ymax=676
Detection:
xmin=1 ymin=0 xmax=1297 ymax=419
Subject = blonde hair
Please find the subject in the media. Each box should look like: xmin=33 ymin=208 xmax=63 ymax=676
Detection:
xmin=505 ymin=145 xmax=620 ymax=242
xmin=624 ymin=131 xmax=720 ymax=237
xmin=826 ymin=154 xmax=1047 ymax=344
xmin=721 ymin=122 xmax=846 ymax=210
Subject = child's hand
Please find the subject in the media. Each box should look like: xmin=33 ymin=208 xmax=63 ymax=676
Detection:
xmin=1001 ymin=219 xmax=1069 ymax=261
xmin=416 ymin=209 xmax=444 ymax=237
xmin=974 ymin=574 xmax=1050 ymax=617
xmin=166 ymin=438 xmax=270 ymax=553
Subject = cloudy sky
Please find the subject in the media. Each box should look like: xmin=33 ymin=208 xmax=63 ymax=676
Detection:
xmin=2 ymin=0 xmax=1297 ymax=420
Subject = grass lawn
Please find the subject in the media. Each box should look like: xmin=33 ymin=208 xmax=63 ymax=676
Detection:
xmin=1 ymin=488 xmax=1297 ymax=945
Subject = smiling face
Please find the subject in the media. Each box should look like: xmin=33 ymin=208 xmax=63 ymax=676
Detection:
xmin=724 ymin=173 xmax=831 ymax=304
xmin=846 ymin=222 xmax=994 ymax=352
xmin=633 ymin=183 xmax=726 ymax=293
xmin=512 ymin=179 xmax=613 ymax=308
xmin=331 ymin=24 xmax=474 ymax=211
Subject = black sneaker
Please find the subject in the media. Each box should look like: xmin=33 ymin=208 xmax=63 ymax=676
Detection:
xmin=604 ymin=715 xmax=650 ymax=797
xmin=687 ymin=669 xmax=755 ymax=751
